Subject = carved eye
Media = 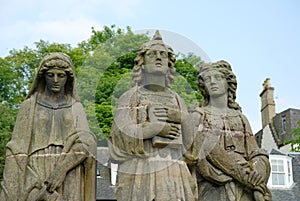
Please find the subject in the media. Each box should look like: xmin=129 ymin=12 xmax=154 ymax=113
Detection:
xmin=146 ymin=51 xmax=156 ymax=58
xmin=58 ymin=73 xmax=66 ymax=78
xmin=46 ymin=73 xmax=54 ymax=77
xmin=215 ymin=74 xmax=223 ymax=80
xmin=203 ymin=76 xmax=211 ymax=83
xmin=160 ymin=51 xmax=168 ymax=58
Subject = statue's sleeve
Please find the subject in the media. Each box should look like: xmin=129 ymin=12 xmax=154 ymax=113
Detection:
xmin=6 ymin=98 xmax=33 ymax=155
xmin=1 ymin=98 xmax=37 ymax=201
xmin=188 ymin=106 xmax=232 ymax=184
xmin=59 ymin=101 xmax=97 ymax=201
xmin=66 ymin=101 xmax=97 ymax=155
xmin=240 ymin=114 xmax=271 ymax=183
xmin=188 ymin=106 xmax=205 ymax=161
xmin=109 ymin=88 xmax=144 ymax=163
xmin=176 ymin=95 xmax=194 ymax=152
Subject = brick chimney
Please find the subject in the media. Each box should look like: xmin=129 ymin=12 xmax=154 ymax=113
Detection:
xmin=260 ymin=78 xmax=276 ymax=128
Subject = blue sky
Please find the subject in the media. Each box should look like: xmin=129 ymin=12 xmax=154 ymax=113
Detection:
xmin=1 ymin=0 xmax=299 ymax=133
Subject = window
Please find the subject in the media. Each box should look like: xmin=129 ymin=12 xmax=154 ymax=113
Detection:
xmin=271 ymin=159 xmax=285 ymax=185
xmin=281 ymin=116 xmax=286 ymax=134
xmin=96 ymin=168 xmax=102 ymax=179
xmin=110 ymin=163 xmax=118 ymax=186
xmin=287 ymin=160 xmax=292 ymax=183
xmin=268 ymin=155 xmax=293 ymax=188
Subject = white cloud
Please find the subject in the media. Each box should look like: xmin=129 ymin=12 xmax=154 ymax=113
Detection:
xmin=28 ymin=17 xmax=102 ymax=45
xmin=0 ymin=0 xmax=146 ymax=56
xmin=0 ymin=17 xmax=102 ymax=56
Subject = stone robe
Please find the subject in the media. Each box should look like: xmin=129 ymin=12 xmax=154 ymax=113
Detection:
xmin=109 ymin=86 xmax=197 ymax=201
xmin=190 ymin=106 xmax=271 ymax=201
xmin=0 ymin=94 xmax=96 ymax=201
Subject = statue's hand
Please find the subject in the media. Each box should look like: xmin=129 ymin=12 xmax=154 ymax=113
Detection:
xmin=254 ymin=190 xmax=265 ymax=201
xmin=152 ymin=107 xmax=168 ymax=122
xmin=45 ymin=165 xmax=67 ymax=193
xmin=235 ymin=160 xmax=263 ymax=187
xmin=151 ymin=107 xmax=181 ymax=123
xmin=166 ymin=108 xmax=181 ymax=123
xmin=184 ymin=152 xmax=197 ymax=166
xmin=35 ymin=185 xmax=62 ymax=201
xmin=157 ymin=123 xmax=181 ymax=139
xmin=247 ymin=170 xmax=264 ymax=187
xmin=234 ymin=166 xmax=264 ymax=191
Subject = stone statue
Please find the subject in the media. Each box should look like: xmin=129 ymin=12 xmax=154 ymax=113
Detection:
xmin=0 ymin=52 xmax=97 ymax=201
xmin=189 ymin=61 xmax=272 ymax=201
xmin=108 ymin=31 xmax=197 ymax=201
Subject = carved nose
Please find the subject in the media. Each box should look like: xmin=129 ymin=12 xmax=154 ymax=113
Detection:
xmin=210 ymin=76 xmax=217 ymax=83
xmin=54 ymin=74 xmax=58 ymax=82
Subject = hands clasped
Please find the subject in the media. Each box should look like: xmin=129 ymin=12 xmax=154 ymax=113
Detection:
xmin=151 ymin=106 xmax=182 ymax=139
xmin=237 ymin=160 xmax=264 ymax=188
xmin=152 ymin=106 xmax=181 ymax=123
xmin=44 ymin=165 xmax=67 ymax=194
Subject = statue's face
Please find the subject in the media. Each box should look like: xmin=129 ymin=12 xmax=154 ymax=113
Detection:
xmin=201 ymin=69 xmax=228 ymax=98
xmin=45 ymin=68 xmax=67 ymax=93
xmin=143 ymin=45 xmax=169 ymax=75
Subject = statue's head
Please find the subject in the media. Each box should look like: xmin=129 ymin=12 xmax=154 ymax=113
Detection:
xmin=27 ymin=52 xmax=77 ymax=99
xmin=131 ymin=30 xmax=176 ymax=88
xmin=197 ymin=60 xmax=241 ymax=111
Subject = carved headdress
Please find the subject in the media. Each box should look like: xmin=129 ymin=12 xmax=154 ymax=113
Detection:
xmin=26 ymin=52 xmax=79 ymax=101
xmin=138 ymin=30 xmax=174 ymax=53
xmin=131 ymin=30 xmax=176 ymax=87
xmin=197 ymin=60 xmax=241 ymax=111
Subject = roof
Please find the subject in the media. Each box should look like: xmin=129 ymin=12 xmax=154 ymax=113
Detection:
xmin=270 ymin=153 xmax=300 ymax=201
xmin=96 ymin=146 xmax=117 ymax=201
xmin=97 ymin=147 xmax=110 ymax=165
xmin=269 ymin=148 xmax=288 ymax=156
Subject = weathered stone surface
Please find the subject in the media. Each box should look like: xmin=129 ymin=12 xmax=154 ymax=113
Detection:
xmin=0 ymin=52 xmax=97 ymax=201
xmin=108 ymin=31 xmax=197 ymax=201
xmin=189 ymin=60 xmax=272 ymax=201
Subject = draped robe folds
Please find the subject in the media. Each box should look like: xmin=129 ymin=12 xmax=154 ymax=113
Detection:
xmin=0 ymin=94 xmax=97 ymax=201
xmin=190 ymin=106 xmax=271 ymax=201
xmin=109 ymin=86 xmax=197 ymax=201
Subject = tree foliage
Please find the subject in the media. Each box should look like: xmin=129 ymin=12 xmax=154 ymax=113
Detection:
xmin=0 ymin=103 xmax=17 ymax=182
xmin=76 ymin=26 xmax=149 ymax=140
xmin=0 ymin=25 xmax=204 ymax=182
xmin=285 ymin=120 xmax=300 ymax=152
xmin=173 ymin=52 xmax=203 ymax=106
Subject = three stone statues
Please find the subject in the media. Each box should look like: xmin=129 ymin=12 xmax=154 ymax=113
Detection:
xmin=0 ymin=32 xmax=271 ymax=201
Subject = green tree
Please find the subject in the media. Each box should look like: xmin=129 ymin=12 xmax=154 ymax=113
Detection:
xmin=79 ymin=27 xmax=149 ymax=140
xmin=0 ymin=25 xmax=204 ymax=181
xmin=285 ymin=120 xmax=300 ymax=152
xmin=173 ymin=52 xmax=203 ymax=106
xmin=0 ymin=103 xmax=17 ymax=182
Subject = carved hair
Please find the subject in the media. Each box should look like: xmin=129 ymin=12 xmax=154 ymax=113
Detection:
xmin=131 ymin=30 xmax=176 ymax=88
xmin=37 ymin=53 xmax=75 ymax=78
xmin=197 ymin=60 xmax=241 ymax=111
xmin=26 ymin=52 xmax=78 ymax=100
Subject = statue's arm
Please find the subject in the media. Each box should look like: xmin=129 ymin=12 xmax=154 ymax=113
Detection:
xmin=241 ymin=114 xmax=272 ymax=199
xmin=45 ymin=102 xmax=96 ymax=193
xmin=183 ymin=107 xmax=203 ymax=164
xmin=241 ymin=113 xmax=271 ymax=183
xmin=206 ymin=114 xmax=270 ymax=189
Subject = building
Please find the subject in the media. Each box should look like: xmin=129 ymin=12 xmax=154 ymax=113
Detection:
xmin=96 ymin=146 xmax=116 ymax=201
xmin=255 ymin=78 xmax=300 ymax=151
xmin=255 ymin=78 xmax=300 ymax=200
